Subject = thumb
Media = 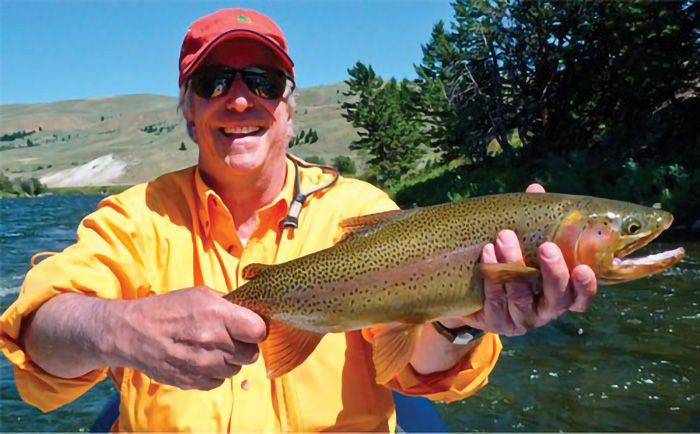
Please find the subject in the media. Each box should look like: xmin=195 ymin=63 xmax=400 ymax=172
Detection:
xmin=526 ymin=183 xmax=546 ymax=193
xmin=220 ymin=302 xmax=268 ymax=344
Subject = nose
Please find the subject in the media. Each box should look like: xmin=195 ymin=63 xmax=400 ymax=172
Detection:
xmin=224 ymin=76 xmax=254 ymax=113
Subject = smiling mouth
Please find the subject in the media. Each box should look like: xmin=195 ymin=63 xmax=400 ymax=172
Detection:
xmin=220 ymin=126 xmax=265 ymax=138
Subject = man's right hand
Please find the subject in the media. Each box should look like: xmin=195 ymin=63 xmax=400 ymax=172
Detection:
xmin=21 ymin=287 xmax=267 ymax=391
xmin=107 ymin=286 xmax=267 ymax=390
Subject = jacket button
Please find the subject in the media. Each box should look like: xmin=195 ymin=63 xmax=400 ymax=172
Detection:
xmin=241 ymin=379 xmax=250 ymax=391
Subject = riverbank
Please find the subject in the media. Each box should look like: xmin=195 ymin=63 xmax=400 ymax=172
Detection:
xmin=0 ymin=185 xmax=131 ymax=198
xmin=46 ymin=185 xmax=131 ymax=196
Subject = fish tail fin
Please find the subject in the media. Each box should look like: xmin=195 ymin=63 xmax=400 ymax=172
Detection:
xmin=370 ymin=323 xmax=423 ymax=384
xmin=261 ymin=320 xmax=325 ymax=379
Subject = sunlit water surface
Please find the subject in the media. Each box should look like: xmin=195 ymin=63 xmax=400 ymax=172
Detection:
xmin=1 ymin=195 xmax=698 ymax=431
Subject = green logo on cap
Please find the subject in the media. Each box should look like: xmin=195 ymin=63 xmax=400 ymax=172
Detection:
xmin=237 ymin=15 xmax=251 ymax=23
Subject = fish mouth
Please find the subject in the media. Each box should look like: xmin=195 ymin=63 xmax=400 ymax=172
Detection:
xmin=602 ymin=226 xmax=685 ymax=284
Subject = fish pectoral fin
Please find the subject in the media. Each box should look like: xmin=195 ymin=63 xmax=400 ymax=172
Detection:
xmin=474 ymin=263 xmax=540 ymax=285
xmin=338 ymin=209 xmax=411 ymax=243
xmin=242 ymin=263 xmax=271 ymax=280
xmin=261 ymin=320 xmax=325 ymax=379
xmin=371 ymin=323 xmax=422 ymax=385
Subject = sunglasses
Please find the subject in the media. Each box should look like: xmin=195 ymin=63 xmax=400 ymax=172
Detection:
xmin=190 ymin=65 xmax=295 ymax=100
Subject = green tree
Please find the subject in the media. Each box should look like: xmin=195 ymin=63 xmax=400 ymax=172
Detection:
xmin=332 ymin=155 xmax=356 ymax=175
xmin=304 ymin=155 xmax=325 ymax=165
xmin=0 ymin=173 xmax=13 ymax=193
xmin=289 ymin=128 xmax=319 ymax=148
xmin=342 ymin=62 xmax=426 ymax=186
xmin=179 ymin=141 xmax=187 ymax=151
xmin=418 ymin=0 xmax=699 ymax=164
xmin=16 ymin=177 xmax=46 ymax=196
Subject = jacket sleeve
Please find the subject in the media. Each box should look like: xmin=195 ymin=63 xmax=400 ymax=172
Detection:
xmin=381 ymin=333 xmax=502 ymax=403
xmin=0 ymin=193 xmax=151 ymax=412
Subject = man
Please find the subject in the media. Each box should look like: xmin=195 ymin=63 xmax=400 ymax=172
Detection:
xmin=0 ymin=9 xmax=596 ymax=432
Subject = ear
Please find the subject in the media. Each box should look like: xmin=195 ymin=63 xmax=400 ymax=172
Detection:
xmin=182 ymin=102 xmax=198 ymax=143
xmin=285 ymin=110 xmax=293 ymax=145
xmin=187 ymin=121 xmax=198 ymax=143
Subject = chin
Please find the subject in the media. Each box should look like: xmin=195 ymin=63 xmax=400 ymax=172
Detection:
xmin=222 ymin=151 xmax=269 ymax=174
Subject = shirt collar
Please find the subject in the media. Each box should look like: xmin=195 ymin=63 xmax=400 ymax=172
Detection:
xmin=193 ymin=157 xmax=297 ymax=237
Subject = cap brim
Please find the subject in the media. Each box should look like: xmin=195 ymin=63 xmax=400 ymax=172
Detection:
xmin=182 ymin=29 xmax=294 ymax=83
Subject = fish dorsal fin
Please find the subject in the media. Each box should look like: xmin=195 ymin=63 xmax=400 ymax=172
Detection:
xmin=261 ymin=320 xmax=325 ymax=379
xmin=370 ymin=322 xmax=422 ymax=384
xmin=242 ymin=263 xmax=271 ymax=280
xmin=474 ymin=263 xmax=540 ymax=285
xmin=338 ymin=209 xmax=412 ymax=243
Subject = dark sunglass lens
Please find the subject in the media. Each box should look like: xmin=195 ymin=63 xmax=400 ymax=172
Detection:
xmin=242 ymin=71 xmax=287 ymax=99
xmin=192 ymin=70 xmax=234 ymax=99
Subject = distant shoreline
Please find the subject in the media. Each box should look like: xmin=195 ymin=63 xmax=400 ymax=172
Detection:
xmin=0 ymin=185 xmax=132 ymax=198
xmin=47 ymin=185 xmax=133 ymax=195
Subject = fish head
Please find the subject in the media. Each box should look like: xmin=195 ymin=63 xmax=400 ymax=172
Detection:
xmin=552 ymin=200 xmax=685 ymax=285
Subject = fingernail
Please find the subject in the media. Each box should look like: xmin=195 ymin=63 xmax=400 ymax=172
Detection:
xmin=577 ymin=273 xmax=592 ymax=286
xmin=540 ymin=243 xmax=560 ymax=261
xmin=497 ymin=230 xmax=515 ymax=246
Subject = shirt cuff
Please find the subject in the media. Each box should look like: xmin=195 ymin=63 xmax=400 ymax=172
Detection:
xmin=0 ymin=286 xmax=108 ymax=412
xmin=385 ymin=333 xmax=502 ymax=403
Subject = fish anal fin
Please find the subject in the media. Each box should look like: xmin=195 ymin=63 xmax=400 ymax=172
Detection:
xmin=371 ymin=323 xmax=422 ymax=384
xmin=261 ymin=320 xmax=325 ymax=379
xmin=474 ymin=263 xmax=540 ymax=285
xmin=338 ymin=209 xmax=408 ymax=243
xmin=242 ymin=263 xmax=271 ymax=280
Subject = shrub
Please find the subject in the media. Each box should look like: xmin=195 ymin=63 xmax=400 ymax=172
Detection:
xmin=304 ymin=156 xmax=325 ymax=165
xmin=331 ymin=155 xmax=356 ymax=175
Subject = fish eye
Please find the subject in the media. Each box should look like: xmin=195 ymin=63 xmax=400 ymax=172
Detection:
xmin=623 ymin=218 xmax=642 ymax=235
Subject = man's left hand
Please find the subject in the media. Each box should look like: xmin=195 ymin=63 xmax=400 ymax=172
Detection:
xmin=410 ymin=184 xmax=598 ymax=374
xmin=443 ymin=183 xmax=598 ymax=336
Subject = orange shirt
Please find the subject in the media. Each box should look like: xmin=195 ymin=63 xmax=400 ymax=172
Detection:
xmin=0 ymin=158 xmax=502 ymax=432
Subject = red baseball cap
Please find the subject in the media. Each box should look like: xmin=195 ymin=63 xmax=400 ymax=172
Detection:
xmin=178 ymin=9 xmax=294 ymax=86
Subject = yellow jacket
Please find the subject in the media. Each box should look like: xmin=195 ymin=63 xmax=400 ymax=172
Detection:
xmin=0 ymin=159 xmax=502 ymax=432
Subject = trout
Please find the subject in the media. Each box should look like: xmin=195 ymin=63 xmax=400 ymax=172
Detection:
xmin=224 ymin=193 xmax=685 ymax=383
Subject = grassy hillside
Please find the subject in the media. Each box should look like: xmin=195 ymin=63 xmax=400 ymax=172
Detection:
xmin=0 ymin=83 xmax=361 ymax=186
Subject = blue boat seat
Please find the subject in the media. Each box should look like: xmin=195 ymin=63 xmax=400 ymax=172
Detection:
xmin=92 ymin=391 xmax=447 ymax=432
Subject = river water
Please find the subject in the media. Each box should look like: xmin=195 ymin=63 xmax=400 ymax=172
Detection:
xmin=0 ymin=195 xmax=698 ymax=432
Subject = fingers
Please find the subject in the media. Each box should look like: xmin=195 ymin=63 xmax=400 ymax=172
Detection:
xmin=495 ymin=230 xmax=537 ymax=335
xmin=160 ymin=344 xmax=252 ymax=389
xmin=536 ymin=243 xmax=573 ymax=323
xmin=476 ymin=242 xmax=513 ymax=332
xmin=123 ymin=287 xmax=268 ymax=391
xmin=526 ymin=183 xmax=546 ymax=193
xmin=569 ymin=265 xmax=597 ymax=312
xmin=472 ymin=232 xmax=594 ymax=337
xmin=222 ymin=341 xmax=260 ymax=366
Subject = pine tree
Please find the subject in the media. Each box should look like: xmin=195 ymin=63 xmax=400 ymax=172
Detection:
xmin=417 ymin=0 xmax=699 ymax=163
xmin=342 ymin=62 xmax=425 ymax=186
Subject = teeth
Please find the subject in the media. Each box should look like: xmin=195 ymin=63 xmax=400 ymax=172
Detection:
xmin=223 ymin=126 xmax=261 ymax=135
xmin=613 ymin=248 xmax=685 ymax=266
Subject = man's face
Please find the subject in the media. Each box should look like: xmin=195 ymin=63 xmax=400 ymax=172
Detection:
xmin=188 ymin=39 xmax=293 ymax=178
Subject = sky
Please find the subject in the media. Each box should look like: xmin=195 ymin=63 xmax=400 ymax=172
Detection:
xmin=0 ymin=1 xmax=455 ymax=104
